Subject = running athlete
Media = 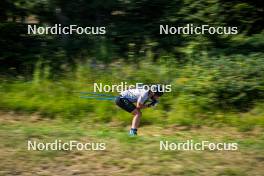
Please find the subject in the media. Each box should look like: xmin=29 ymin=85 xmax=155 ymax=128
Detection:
xmin=115 ymin=85 xmax=164 ymax=136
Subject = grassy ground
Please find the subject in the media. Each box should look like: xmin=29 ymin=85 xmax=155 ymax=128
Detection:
xmin=0 ymin=112 xmax=263 ymax=176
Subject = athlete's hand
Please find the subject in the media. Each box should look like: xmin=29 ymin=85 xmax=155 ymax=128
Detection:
xmin=147 ymin=100 xmax=158 ymax=107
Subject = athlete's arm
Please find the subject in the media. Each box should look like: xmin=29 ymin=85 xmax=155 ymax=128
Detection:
xmin=136 ymin=91 xmax=151 ymax=109
xmin=136 ymin=102 xmax=148 ymax=109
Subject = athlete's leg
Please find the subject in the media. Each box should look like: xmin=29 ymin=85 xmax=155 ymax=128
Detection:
xmin=129 ymin=108 xmax=142 ymax=136
xmin=115 ymin=97 xmax=140 ymax=136
xmin=131 ymin=108 xmax=142 ymax=129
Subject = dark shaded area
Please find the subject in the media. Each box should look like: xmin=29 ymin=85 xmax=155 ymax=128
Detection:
xmin=0 ymin=0 xmax=263 ymax=74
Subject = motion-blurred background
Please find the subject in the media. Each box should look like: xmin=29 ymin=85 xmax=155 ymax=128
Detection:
xmin=0 ymin=0 xmax=263 ymax=175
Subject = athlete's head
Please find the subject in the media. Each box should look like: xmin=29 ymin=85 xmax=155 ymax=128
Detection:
xmin=150 ymin=84 xmax=164 ymax=99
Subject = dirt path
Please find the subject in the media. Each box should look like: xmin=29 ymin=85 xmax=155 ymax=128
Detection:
xmin=0 ymin=112 xmax=263 ymax=176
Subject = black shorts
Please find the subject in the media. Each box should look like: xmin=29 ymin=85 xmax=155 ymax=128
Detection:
xmin=115 ymin=96 xmax=136 ymax=113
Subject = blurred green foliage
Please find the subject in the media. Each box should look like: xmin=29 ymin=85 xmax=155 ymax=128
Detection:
xmin=0 ymin=0 xmax=263 ymax=129
xmin=0 ymin=0 xmax=263 ymax=74
xmin=1 ymin=53 xmax=263 ymax=130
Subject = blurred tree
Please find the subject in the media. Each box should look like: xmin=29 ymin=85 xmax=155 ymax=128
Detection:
xmin=0 ymin=0 xmax=263 ymax=75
